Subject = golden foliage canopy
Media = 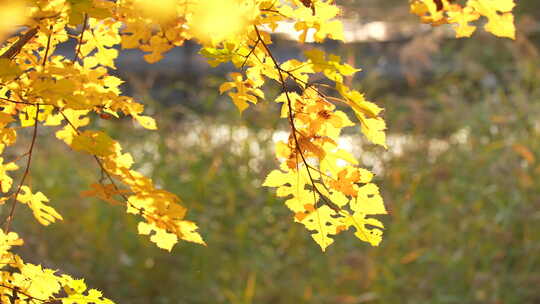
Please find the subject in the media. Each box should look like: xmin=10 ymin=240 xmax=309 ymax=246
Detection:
xmin=0 ymin=0 xmax=514 ymax=302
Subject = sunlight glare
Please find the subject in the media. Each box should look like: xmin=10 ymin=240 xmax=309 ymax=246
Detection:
xmin=135 ymin=0 xmax=178 ymax=22
xmin=189 ymin=0 xmax=258 ymax=45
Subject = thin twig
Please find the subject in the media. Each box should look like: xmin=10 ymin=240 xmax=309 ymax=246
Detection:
xmin=2 ymin=104 xmax=40 ymax=232
xmin=0 ymin=27 xmax=38 ymax=60
xmin=41 ymin=26 xmax=53 ymax=67
xmin=0 ymin=283 xmax=50 ymax=303
xmin=0 ymin=97 xmax=48 ymax=106
xmin=240 ymin=38 xmax=260 ymax=72
xmin=73 ymin=14 xmax=88 ymax=63
xmin=254 ymin=26 xmax=340 ymax=212
xmin=2 ymin=29 xmax=54 ymax=231
xmin=58 ymin=111 xmax=170 ymax=228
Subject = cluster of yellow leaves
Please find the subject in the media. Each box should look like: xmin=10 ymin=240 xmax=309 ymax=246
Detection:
xmin=115 ymin=0 xmax=259 ymax=62
xmin=0 ymin=229 xmax=114 ymax=303
xmin=410 ymin=0 xmax=516 ymax=39
xmin=219 ymin=72 xmax=265 ymax=113
xmin=281 ymin=0 xmax=345 ymax=42
xmin=113 ymin=0 xmax=189 ymax=63
xmin=0 ymin=0 xmax=204 ymax=252
xmin=0 ymin=0 xmax=214 ymax=301
xmin=200 ymin=0 xmax=389 ymax=251
xmin=265 ymin=87 xmax=387 ymax=251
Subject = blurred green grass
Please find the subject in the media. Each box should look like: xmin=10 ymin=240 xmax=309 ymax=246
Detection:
xmin=8 ymin=29 xmax=540 ymax=304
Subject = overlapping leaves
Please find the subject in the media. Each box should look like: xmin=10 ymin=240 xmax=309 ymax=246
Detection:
xmin=0 ymin=0 xmax=516 ymax=302
xmin=410 ymin=0 xmax=516 ymax=39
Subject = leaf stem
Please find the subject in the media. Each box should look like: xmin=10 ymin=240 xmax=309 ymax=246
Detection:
xmin=254 ymin=26 xmax=340 ymax=212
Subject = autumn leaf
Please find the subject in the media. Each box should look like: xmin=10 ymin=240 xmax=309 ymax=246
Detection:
xmin=71 ymin=130 xmax=116 ymax=157
xmin=80 ymin=183 xmax=128 ymax=206
xmin=0 ymin=229 xmax=23 ymax=255
xmin=133 ymin=114 xmax=158 ymax=130
xmin=0 ymin=157 xmax=18 ymax=192
xmin=0 ymin=58 xmax=22 ymax=80
xmin=301 ymin=206 xmax=342 ymax=251
xmin=138 ymin=222 xmax=178 ymax=252
xmin=410 ymin=0 xmax=516 ymax=39
xmin=17 ymin=186 xmax=63 ymax=226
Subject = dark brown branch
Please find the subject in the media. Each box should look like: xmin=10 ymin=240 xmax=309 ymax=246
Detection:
xmin=254 ymin=26 xmax=340 ymax=212
xmin=2 ymin=104 xmax=40 ymax=232
xmin=0 ymin=27 xmax=38 ymax=60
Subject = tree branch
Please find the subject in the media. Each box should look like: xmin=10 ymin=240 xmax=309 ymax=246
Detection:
xmin=0 ymin=27 xmax=38 ymax=60
xmin=254 ymin=26 xmax=340 ymax=212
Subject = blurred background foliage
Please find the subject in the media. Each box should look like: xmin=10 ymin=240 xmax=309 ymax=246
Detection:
xmin=6 ymin=1 xmax=540 ymax=303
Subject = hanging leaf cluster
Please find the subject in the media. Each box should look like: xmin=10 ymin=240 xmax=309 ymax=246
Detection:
xmin=410 ymin=0 xmax=516 ymax=38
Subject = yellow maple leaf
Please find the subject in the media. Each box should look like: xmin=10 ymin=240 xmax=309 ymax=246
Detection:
xmin=133 ymin=114 xmax=158 ymax=130
xmin=345 ymin=183 xmax=386 ymax=246
xmin=411 ymin=0 xmax=516 ymax=39
xmin=12 ymin=264 xmax=61 ymax=300
xmin=18 ymin=106 xmax=51 ymax=128
xmin=301 ymin=205 xmax=343 ymax=251
xmin=0 ymin=157 xmax=18 ymax=192
xmin=220 ymin=72 xmax=264 ymax=113
xmin=447 ymin=6 xmax=480 ymax=38
xmin=469 ymin=0 xmax=515 ymax=39
xmin=71 ymin=130 xmax=116 ymax=157
xmin=80 ymin=183 xmax=128 ymax=206
xmin=0 ymin=58 xmax=23 ymax=81
xmin=178 ymin=221 xmax=206 ymax=245
xmin=263 ymin=166 xmax=319 ymax=214
xmin=55 ymin=110 xmax=90 ymax=144
xmin=352 ymin=184 xmax=386 ymax=215
xmin=345 ymin=214 xmax=385 ymax=246
xmin=484 ymin=11 xmax=515 ymax=39
xmin=358 ymin=116 xmax=387 ymax=148
xmin=0 ymin=229 xmax=23 ymax=255
xmin=17 ymin=186 xmax=63 ymax=226
xmin=138 ymin=222 xmax=178 ymax=252
xmin=304 ymin=49 xmax=358 ymax=83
